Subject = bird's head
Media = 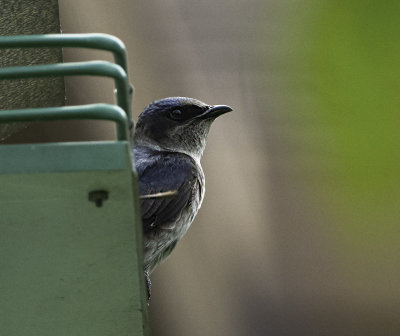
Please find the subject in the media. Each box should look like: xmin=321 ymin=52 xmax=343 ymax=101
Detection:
xmin=134 ymin=97 xmax=232 ymax=160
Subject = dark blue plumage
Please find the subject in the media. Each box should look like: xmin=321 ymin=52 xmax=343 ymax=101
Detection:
xmin=136 ymin=148 xmax=200 ymax=236
xmin=133 ymin=97 xmax=232 ymax=299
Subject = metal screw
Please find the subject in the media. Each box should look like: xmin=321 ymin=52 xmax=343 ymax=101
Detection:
xmin=88 ymin=190 xmax=109 ymax=207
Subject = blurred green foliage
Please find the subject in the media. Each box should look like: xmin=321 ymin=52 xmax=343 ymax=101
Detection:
xmin=307 ymin=2 xmax=400 ymax=264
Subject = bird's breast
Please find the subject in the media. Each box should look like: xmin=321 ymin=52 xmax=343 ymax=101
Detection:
xmin=171 ymin=173 xmax=204 ymax=240
xmin=141 ymin=154 xmax=205 ymax=273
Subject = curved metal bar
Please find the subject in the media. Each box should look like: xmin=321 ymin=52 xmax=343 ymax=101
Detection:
xmin=0 ymin=104 xmax=129 ymax=141
xmin=0 ymin=34 xmax=134 ymax=130
xmin=0 ymin=34 xmax=128 ymax=72
xmin=0 ymin=61 xmax=132 ymax=128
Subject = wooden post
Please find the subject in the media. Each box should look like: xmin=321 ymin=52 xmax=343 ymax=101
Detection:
xmin=0 ymin=0 xmax=64 ymax=140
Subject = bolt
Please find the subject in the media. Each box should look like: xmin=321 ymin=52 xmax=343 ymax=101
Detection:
xmin=88 ymin=190 xmax=109 ymax=207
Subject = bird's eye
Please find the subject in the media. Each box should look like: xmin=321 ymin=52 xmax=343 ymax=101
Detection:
xmin=169 ymin=109 xmax=184 ymax=120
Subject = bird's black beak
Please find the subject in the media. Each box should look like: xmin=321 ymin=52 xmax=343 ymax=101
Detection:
xmin=196 ymin=105 xmax=233 ymax=120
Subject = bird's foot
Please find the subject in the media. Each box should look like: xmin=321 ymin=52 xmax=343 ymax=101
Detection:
xmin=144 ymin=271 xmax=151 ymax=303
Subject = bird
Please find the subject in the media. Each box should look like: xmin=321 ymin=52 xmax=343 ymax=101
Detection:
xmin=133 ymin=97 xmax=232 ymax=300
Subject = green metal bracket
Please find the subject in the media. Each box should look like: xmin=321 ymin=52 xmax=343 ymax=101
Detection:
xmin=0 ymin=34 xmax=134 ymax=130
xmin=0 ymin=61 xmax=132 ymax=129
xmin=0 ymin=34 xmax=128 ymax=72
xmin=0 ymin=103 xmax=129 ymax=141
xmin=0 ymin=33 xmax=149 ymax=335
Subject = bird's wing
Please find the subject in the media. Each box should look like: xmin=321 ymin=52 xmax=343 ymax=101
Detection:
xmin=136 ymin=152 xmax=199 ymax=233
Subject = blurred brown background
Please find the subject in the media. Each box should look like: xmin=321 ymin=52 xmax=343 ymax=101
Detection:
xmin=5 ymin=1 xmax=400 ymax=335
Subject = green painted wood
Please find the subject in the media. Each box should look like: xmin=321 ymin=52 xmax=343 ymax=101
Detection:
xmin=0 ymin=141 xmax=129 ymax=174
xmin=0 ymin=141 xmax=149 ymax=335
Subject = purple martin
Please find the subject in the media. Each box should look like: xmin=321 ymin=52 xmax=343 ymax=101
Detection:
xmin=133 ymin=97 xmax=232 ymax=299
